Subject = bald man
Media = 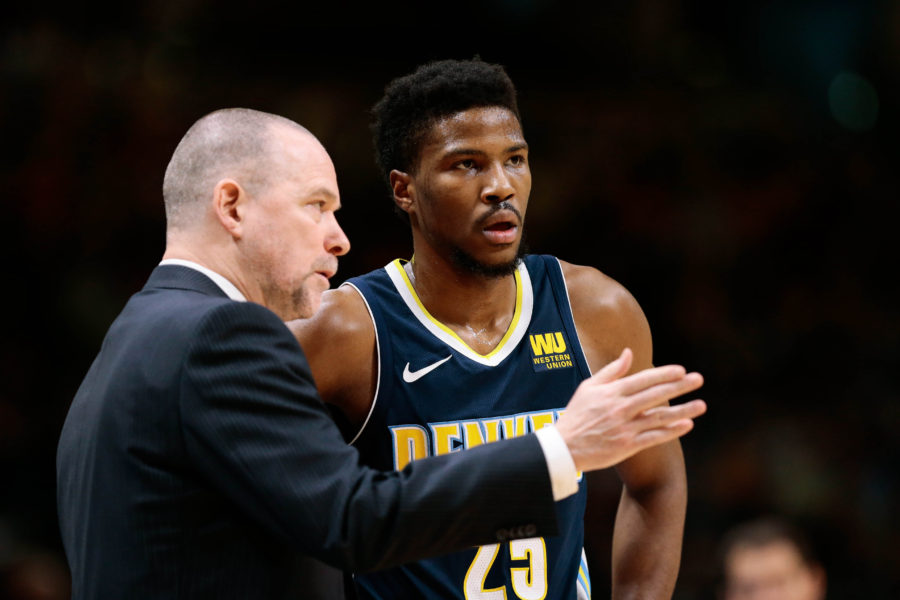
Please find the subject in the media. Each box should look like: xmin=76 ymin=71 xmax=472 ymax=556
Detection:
xmin=56 ymin=108 xmax=705 ymax=599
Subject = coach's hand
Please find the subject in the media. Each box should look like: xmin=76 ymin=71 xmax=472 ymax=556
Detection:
xmin=555 ymin=348 xmax=706 ymax=473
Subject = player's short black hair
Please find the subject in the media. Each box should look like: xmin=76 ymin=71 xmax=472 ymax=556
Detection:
xmin=371 ymin=57 xmax=521 ymax=184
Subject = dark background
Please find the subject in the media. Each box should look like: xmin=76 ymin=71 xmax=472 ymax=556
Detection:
xmin=2 ymin=1 xmax=897 ymax=597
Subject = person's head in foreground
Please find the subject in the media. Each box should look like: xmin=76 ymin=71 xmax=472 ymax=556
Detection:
xmin=163 ymin=108 xmax=349 ymax=320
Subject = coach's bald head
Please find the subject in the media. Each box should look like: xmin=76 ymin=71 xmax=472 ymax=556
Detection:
xmin=161 ymin=108 xmax=349 ymax=320
xmin=162 ymin=108 xmax=312 ymax=233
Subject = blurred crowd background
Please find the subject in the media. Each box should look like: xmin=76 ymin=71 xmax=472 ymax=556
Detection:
xmin=2 ymin=1 xmax=897 ymax=598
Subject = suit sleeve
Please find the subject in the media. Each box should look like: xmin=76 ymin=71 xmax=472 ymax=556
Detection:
xmin=179 ymin=301 xmax=558 ymax=572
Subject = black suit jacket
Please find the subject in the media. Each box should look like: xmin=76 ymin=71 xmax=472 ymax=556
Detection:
xmin=57 ymin=266 xmax=557 ymax=599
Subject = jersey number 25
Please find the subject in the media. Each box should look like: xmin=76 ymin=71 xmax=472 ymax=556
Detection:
xmin=464 ymin=538 xmax=547 ymax=600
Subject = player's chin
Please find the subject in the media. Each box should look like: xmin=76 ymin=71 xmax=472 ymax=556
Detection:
xmin=483 ymin=242 xmax=523 ymax=265
xmin=452 ymin=246 xmax=521 ymax=279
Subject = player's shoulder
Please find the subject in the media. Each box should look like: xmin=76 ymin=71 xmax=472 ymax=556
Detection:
xmin=287 ymin=285 xmax=373 ymax=352
xmin=288 ymin=284 xmax=378 ymax=422
xmin=552 ymin=258 xmax=652 ymax=367
xmin=555 ymin=258 xmax=642 ymax=317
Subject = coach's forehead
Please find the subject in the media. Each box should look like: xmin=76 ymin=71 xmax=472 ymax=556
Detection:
xmin=269 ymin=124 xmax=329 ymax=166
xmin=267 ymin=124 xmax=338 ymax=192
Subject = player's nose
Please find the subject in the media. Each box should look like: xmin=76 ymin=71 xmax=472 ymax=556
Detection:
xmin=481 ymin=162 xmax=515 ymax=204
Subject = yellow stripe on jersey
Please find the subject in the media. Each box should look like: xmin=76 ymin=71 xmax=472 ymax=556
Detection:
xmin=392 ymin=259 xmax=523 ymax=359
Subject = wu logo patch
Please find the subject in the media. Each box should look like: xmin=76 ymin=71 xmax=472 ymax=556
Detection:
xmin=528 ymin=331 xmax=574 ymax=372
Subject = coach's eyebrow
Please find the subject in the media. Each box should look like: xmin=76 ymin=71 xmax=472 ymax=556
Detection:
xmin=308 ymin=187 xmax=338 ymax=200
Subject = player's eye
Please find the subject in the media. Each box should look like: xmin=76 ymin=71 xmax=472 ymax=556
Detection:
xmin=508 ymin=154 xmax=526 ymax=166
xmin=455 ymin=159 xmax=477 ymax=170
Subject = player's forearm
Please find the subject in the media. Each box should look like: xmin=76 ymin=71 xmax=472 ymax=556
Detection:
xmin=610 ymin=472 xmax=688 ymax=599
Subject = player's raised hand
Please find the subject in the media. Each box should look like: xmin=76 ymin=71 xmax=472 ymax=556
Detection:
xmin=555 ymin=348 xmax=706 ymax=473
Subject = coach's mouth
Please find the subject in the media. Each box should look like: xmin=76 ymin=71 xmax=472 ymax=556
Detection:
xmin=313 ymin=258 xmax=338 ymax=280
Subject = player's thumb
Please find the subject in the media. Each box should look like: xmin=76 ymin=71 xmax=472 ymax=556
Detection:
xmin=591 ymin=347 xmax=633 ymax=384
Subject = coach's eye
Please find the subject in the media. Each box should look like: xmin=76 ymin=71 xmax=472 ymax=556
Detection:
xmin=304 ymin=201 xmax=326 ymax=219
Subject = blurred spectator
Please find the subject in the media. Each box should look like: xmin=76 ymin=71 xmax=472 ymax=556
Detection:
xmin=719 ymin=516 xmax=826 ymax=600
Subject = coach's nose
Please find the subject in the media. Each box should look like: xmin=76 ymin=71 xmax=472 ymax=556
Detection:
xmin=324 ymin=211 xmax=350 ymax=256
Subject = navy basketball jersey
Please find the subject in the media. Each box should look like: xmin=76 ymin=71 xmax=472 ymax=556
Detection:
xmin=345 ymin=255 xmax=593 ymax=600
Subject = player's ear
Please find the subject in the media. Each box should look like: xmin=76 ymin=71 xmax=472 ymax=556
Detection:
xmin=390 ymin=170 xmax=415 ymax=215
xmin=213 ymin=178 xmax=247 ymax=239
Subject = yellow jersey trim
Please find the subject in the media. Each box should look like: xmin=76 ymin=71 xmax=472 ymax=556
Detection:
xmin=392 ymin=259 xmax=522 ymax=359
xmin=385 ymin=259 xmax=534 ymax=367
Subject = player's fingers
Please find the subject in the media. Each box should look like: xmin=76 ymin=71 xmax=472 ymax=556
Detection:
xmin=622 ymin=373 xmax=704 ymax=414
xmin=588 ymin=347 xmax=633 ymax=384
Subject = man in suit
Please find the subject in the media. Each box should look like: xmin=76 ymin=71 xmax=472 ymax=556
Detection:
xmin=56 ymin=108 xmax=706 ymax=599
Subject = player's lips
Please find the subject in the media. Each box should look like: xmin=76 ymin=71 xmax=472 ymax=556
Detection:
xmin=480 ymin=210 xmax=520 ymax=244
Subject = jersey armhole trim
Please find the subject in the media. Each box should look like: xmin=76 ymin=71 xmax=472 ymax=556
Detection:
xmin=553 ymin=257 xmax=595 ymax=376
xmin=341 ymin=282 xmax=381 ymax=445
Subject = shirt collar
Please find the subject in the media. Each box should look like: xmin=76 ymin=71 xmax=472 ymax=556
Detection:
xmin=159 ymin=259 xmax=247 ymax=302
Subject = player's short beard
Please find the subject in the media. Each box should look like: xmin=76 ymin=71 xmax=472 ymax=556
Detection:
xmin=450 ymin=234 xmax=528 ymax=279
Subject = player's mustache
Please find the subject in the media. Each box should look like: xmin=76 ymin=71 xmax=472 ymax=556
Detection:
xmin=476 ymin=201 xmax=523 ymax=227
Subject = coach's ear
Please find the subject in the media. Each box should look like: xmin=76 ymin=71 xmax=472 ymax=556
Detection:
xmin=390 ymin=170 xmax=415 ymax=215
xmin=213 ymin=178 xmax=247 ymax=239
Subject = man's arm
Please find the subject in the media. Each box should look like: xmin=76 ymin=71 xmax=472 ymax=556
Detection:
xmin=184 ymin=300 xmax=558 ymax=573
xmin=562 ymin=260 xmax=693 ymax=599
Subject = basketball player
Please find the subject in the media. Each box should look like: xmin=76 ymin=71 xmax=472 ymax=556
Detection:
xmin=291 ymin=59 xmax=698 ymax=599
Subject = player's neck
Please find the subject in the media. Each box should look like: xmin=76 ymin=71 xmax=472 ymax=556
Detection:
xmin=405 ymin=253 xmax=518 ymax=354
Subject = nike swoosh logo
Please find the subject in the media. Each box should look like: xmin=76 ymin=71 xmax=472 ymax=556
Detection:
xmin=402 ymin=355 xmax=453 ymax=383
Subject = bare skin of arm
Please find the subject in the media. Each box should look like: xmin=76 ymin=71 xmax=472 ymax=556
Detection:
xmin=561 ymin=260 xmax=691 ymax=600
xmin=287 ymin=287 xmax=377 ymax=435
